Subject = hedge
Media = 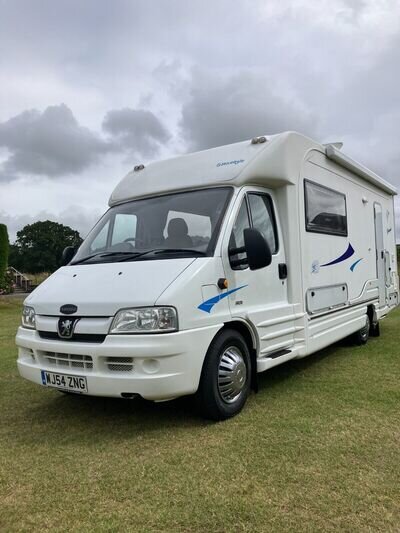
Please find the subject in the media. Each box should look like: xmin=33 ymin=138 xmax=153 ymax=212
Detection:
xmin=0 ymin=224 xmax=9 ymax=285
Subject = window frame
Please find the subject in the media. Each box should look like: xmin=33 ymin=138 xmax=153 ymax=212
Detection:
xmin=246 ymin=192 xmax=279 ymax=254
xmin=228 ymin=191 xmax=279 ymax=271
xmin=228 ymin=197 xmax=251 ymax=271
xmin=304 ymin=179 xmax=348 ymax=237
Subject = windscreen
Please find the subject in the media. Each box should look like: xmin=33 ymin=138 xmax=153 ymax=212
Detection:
xmin=72 ymin=188 xmax=232 ymax=264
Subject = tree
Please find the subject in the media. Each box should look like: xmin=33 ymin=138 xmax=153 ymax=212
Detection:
xmin=11 ymin=220 xmax=83 ymax=274
xmin=8 ymin=244 xmax=23 ymax=272
xmin=0 ymin=224 xmax=9 ymax=286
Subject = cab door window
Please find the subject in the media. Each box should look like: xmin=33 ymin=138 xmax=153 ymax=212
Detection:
xmin=228 ymin=199 xmax=250 ymax=270
xmin=248 ymin=193 xmax=278 ymax=253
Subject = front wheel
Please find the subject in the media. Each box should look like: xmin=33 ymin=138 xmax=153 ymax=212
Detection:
xmin=195 ymin=329 xmax=251 ymax=421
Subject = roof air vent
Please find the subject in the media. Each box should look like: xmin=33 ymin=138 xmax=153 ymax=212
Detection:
xmin=323 ymin=142 xmax=343 ymax=150
xmin=134 ymin=164 xmax=145 ymax=172
xmin=251 ymin=136 xmax=267 ymax=145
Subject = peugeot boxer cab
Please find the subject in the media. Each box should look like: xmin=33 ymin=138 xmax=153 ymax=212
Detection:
xmin=16 ymin=132 xmax=399 ymax=420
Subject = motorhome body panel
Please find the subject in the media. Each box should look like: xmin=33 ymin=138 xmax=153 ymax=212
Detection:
xmin=301 ymin=150 xmax=397 ymax=312
xmin=296 ymin=149 xmax=398 ymax=356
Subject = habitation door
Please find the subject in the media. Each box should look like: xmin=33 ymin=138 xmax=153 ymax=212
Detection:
xmin=374 ymin=203 xmax=386 ymax=307
xmin=222 ymin=188 xmax=295 ymax=357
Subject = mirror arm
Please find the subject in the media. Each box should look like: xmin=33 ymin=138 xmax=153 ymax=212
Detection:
xmin=228 ymin=246 xmax=246 ymax=256
xmin=230 ymin=257 xmax=248 ymax=267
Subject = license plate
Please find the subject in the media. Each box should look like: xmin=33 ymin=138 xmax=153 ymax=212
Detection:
xmin=40 ymin=370 xmax=88 ymax=393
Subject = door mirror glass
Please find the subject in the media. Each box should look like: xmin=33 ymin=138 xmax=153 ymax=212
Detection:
xmin=243 ymin=228 xmax=272 ymax=270
xmin=61 ymin=246 xmax=76 ymax=266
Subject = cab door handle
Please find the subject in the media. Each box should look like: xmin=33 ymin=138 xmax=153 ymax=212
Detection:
xmin=279 ymin=263 xmax=287 ymax=279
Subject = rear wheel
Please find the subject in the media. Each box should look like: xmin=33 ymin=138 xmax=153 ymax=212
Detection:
xmin=353 ymin=315 xmax=370 ymax=345
xmin=195 ymin=329 xmax=251 ymax=421
xmin=370 ymin=320 xmax=380 ymax=337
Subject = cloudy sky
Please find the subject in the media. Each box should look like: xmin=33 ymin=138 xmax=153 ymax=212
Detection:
xmin=1 ymin=0 xmax=400 ymax=241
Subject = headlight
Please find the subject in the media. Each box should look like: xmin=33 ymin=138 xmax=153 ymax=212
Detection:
xmin=22 ymin=306 xmax=36 ymax=329
xmin=110 ymin=307 xmax=178 ymax=334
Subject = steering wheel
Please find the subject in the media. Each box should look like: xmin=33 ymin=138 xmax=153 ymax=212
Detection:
xmin=123 ymin=237 xmax=147 ymax=247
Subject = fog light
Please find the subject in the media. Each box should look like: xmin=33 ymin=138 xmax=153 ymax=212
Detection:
xmin=142 ymin=358 xmax=160 ymax=374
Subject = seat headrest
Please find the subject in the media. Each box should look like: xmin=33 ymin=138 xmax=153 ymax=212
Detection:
xmin=168 ymin=218 xmax=189 ymax=237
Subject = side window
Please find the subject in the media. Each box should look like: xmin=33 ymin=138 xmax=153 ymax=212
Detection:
xmin=305 ymin=180 xmax=347 ymax=236
xmin=111 ymin=213 xmax=137 ymax=246
xmin=248 ymin=194 xmax=278 ymax=253
xmin=229 ymin=199 xmax=250 ymax=270
xmin=90 ymin=221 xmax=110 ymax=252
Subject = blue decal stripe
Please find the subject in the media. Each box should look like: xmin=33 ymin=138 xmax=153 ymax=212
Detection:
xmin=198 ymin=285 xmax=247 ymax=313
xmin=321 ymin=243 xmax=355 ymax=267
xmin=350 ymin=258 xmax=363 ymax=272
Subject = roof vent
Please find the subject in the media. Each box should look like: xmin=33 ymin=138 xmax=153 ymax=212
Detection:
xmin=251 ymin=136 xmax=267 ymax=145
xmin=323 ymin=142 xmax=343 ymax=150
xmin=134 ymin=164 xmax=145 ymax=172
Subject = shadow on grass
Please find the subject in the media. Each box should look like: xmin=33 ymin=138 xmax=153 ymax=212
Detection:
xmin=257 ymin=337 xmax=351 ymax=390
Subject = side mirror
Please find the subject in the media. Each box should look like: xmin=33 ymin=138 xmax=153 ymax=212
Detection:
xmin=61 ymin=246 xmax=76 ymax=266
xmin=243 ymin=228 xmax=272 ymax=270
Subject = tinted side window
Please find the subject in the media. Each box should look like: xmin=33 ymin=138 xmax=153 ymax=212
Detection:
xmin=229 ymin=200 xmax=250 ymax=270
xmin=111 ymin=214 xmax=137 ymax=245
xmin=305 ymin=180 xmax=347 ymax=236
xmin=248 ymin=194 xmax=278 ymax=253
xmin=90 ymin=221 xmax=110 ymax=252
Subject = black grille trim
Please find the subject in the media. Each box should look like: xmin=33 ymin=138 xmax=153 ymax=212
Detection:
xmin=38 ymin=331 xmax=106 ymax=343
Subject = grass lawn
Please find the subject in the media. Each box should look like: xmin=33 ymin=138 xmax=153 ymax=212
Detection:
xmin=0 ymin=297 xmax=399 ymax=532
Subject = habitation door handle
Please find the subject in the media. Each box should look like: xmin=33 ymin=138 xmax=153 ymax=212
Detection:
xmin=278 ymin=263 xmax=288 ymax=280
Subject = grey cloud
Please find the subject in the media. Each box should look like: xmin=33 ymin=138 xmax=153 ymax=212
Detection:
xmin=0 ymin=104 xmax=109 ymax=180
xmin=0 ymin=104 xmax=171 ymax=181
xmin=319 ymin=33 xmax=400 ymax=186
xmin=0 ymin=206 xmax=101 ymax=243
xmin=102 ymin=108 xmax=171 ymax=158
xmin=180 ymin=70 xmax=319 ymax=152
xmin=0 ymin=0 xmax=399 ymax=237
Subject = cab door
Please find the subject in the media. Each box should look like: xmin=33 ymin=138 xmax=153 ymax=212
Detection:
xmin=222 ymin=188 xmax=295 ymax=357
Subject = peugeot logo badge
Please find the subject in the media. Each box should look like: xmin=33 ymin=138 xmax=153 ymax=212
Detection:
xmin=60 ymin=304 xmax=78 ymax=315
xmin=57 ymin=317 xmax=80 ymax=339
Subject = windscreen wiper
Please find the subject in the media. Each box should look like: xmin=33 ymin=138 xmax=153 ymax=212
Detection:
xmin=71 ymin=251 xmax=142 ymax=265
xmin=72 ymin=248 xmax=207 ymax=265
xmin=117 ymin=248 xmax=207 ymax=262
xmin=153 ymin=248 xmax=207 ymax=256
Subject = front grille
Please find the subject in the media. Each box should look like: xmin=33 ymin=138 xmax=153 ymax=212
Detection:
xmin=39 ymin=351 xmax=93 ymax=371
xmin=38 ymin=331 xmax=106 ymax=343
xmin=106 ymin=357 xmax=134 ymax=372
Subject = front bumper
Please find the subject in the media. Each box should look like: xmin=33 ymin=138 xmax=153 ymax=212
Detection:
xmin=16 ymin=325 xmax=221 ymax=401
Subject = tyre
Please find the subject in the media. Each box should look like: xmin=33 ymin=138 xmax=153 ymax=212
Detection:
xmin=353 ymin=315 xmax=370 ymax=345
xmin=370 ymin=320 xmax=380 ymax=337
xmin=195 ymin=329 xmax=251 ymax=421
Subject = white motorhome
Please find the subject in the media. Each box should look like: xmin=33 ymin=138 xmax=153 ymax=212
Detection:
xmin=16 ymin=132 xmax=399 ymax=419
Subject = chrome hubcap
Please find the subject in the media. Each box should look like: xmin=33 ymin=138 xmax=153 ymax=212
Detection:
xmin=218 ymin=346 xmax=247 ymax=404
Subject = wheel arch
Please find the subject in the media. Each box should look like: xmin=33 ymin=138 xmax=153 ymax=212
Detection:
xmin=367 ymin=303 xmax=376 ymax=324
xmin=221 ymin=319 xmax=259 ymax=392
